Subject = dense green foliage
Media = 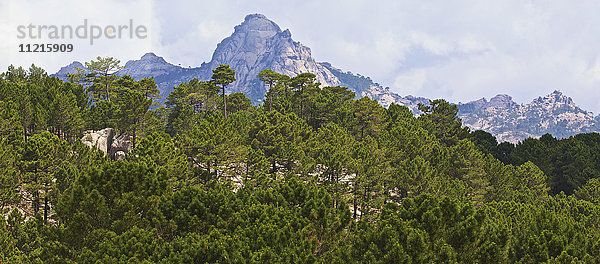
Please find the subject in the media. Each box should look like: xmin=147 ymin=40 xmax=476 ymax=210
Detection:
xmin=472 ymin=130 xmax=600 ymax=195
xmin=1 ymin=61 xmax=600 ymax=263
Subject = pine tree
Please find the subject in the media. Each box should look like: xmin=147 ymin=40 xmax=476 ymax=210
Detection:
xmin=84 ymin=56 xmax=123 ymax=102
xmin=211 ymin=65 xmax=236 ymax=118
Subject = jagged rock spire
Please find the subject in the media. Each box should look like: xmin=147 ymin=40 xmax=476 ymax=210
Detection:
xmin=204 ymin=13 xmax=340 ymax=101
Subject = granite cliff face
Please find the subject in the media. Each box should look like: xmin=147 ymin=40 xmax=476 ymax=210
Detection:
xmin=458 ymin=91 xmax=599 ymax=143
xmin=200 ymin=14 xmax=340 ymax=101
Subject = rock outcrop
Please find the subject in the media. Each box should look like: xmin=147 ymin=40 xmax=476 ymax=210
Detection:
xmin=82 ymin=128 xmax=114 ymax=154
xmin=110 ymin=133 xmax=131 ymax=159
xmin=82 ymin=128 xmax=131 ymax=159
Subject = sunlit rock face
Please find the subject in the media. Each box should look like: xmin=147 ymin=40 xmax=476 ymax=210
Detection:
xmin=201 ymin=14 xmax=341 ymax=102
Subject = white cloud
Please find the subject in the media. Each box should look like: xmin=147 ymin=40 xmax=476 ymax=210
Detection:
xmin=2 ymin=0 xmax=154 ymax=72
xmin=0 ymin=2 xmax=10 ymax=66
xmin=392 ymin=69 xmax=427 ymax=96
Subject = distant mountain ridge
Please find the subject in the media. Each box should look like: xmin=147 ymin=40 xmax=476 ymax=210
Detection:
xmin=53 ymin=14 xmax=427 ymax=110
xmin=53 ymin=13 xmax=600 ymax=143
xmin=54 ymin=61 xmax=85 ymax=78
xmin=53 ymin=53 xmax=203 ymax=99
xmin=458 ymin=91 xmax=599 ymax=143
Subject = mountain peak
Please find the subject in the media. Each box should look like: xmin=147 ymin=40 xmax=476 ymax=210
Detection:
xmin=67 ymin=61 xmax=84 ymax=67
xmin=244 ymin=13 xmax=268 ymax=21
xmin=206 ymin=14 xmax=340 ymax=101
xmin=534 ymin=89 xmax=574 ymax=106
xmin=235 ymin=13 xmax=281 ymax=34
xmin=137 ymin=52 xmax=168 ymax=64
xmin=486 ymin=94 xmax=515 ymax=108
xmin=280 ymin=29 xmax=292 ymax=38
xmin=547 ymin=90 xmax=569 ymax=101
xmin=141 ymin=52 xmax=159 ymax=59
xmin=118 ymin=52 xmax=179 ymax=80
xmin=491 ymin=94 xmax=512 ymax=100
xmin=490 ymin=94 xmax=512 ymax=103
xmin=52 ymin=61 xmax=85 ymax=79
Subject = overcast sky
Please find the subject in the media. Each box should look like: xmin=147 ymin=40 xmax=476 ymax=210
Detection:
xmin=2 ymin=0 xmax=600 ymax=113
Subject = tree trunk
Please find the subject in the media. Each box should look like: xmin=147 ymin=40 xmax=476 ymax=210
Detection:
xmin=214 ymin=159 xmax=218 ymax=180
xmin=363 ymin=185 xmax=368 ymax=219
xmin=300 ymin=99 xmax=304 ymax=119
xmin=353 ymin=174 xmax=358 ymax=219
xmin=33 ymin=167 xmax=39 ymax=216
xmin=222 ymin=85 xmax=227 ymax=118
xmin=44 ymin=190 xmax=48 ymax=222
xmin=245 ymin=161 xmax=250 ymax=185
xmin=269 ymin=87 xmax=273 ymax=112
xmin=207 ymin=160 xmax=211 ymax=178
xmin=361 ymin=124 xmax=365 ymax=141
xmin=105 ymin=83 xmax=110 ymax=102
xmin=132 ymin=128 xmax=137 ymax=149
xmin=334 ymin=173 xmax=338 ymax=209
xmin=33 ymin=191 xmax=39 ymax=216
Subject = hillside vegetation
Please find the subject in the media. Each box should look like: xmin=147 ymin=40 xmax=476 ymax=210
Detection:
xmin=1 ymin=61 xmax=600 ymax=263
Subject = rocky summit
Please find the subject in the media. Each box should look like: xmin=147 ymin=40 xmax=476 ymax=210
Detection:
xmin=115 ymin=53 xmax=202 ymax=98
xmin=118 ymin=52 xmax=182 ymax=80
xmin=199 ymin=14 xmax=341 ymax=101
xmin=53 ymin=14 xmax=600 ymax=143
xmin=54 ymin=61 xmax=86 ymax=79
xmin=458 ymin=90 xmax=599 ymax=143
